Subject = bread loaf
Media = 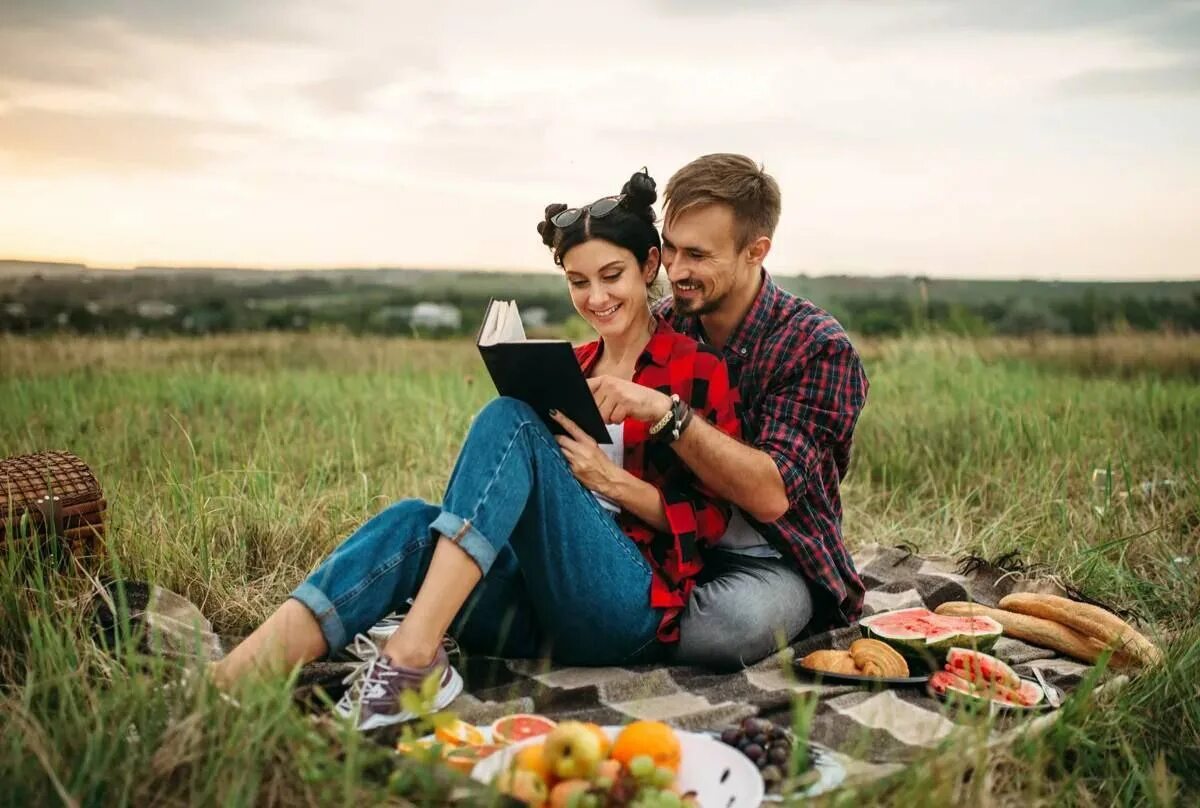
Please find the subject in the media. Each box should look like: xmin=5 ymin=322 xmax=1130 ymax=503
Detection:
xmin=997 ymin=593 xmax=1161 ymax=667
xmin=935 ymin=601 xmax=1118 ymax=665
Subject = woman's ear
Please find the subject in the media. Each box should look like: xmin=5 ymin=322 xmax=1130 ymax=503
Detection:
xmin=642 ymin=246 xmax=661 ymax=284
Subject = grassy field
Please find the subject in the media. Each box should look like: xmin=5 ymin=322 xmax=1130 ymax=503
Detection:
xmin=2 ymin=332 xmax=1198 ymax=806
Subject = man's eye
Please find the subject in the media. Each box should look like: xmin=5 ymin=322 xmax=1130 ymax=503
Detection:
xmin=688 ymin=250 xmax=705 ymax=260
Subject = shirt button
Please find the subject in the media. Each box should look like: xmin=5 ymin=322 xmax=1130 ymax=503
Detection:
xmin=739 ymin=347 xmax=748 ymax=355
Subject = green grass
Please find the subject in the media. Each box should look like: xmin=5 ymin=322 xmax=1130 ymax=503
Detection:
xmin=2 ymin=332 xmax=1198 ymax=806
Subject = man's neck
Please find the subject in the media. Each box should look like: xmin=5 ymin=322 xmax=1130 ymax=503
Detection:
xmin=699 ymin=268 xmax=763 ymax=349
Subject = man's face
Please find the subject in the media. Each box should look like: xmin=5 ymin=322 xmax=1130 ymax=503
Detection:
xmin=661 ymin=203 xmax=753 ymax=316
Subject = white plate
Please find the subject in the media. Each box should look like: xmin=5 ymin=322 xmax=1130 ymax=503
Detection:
xmin=470 ymin=725 xmax=764 ymax=807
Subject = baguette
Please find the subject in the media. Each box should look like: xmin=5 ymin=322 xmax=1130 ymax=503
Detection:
xmin=935 ymin=601 xmax=1113 ymax=665
xmin=998 ymin=592 xmax=1161 ymax=667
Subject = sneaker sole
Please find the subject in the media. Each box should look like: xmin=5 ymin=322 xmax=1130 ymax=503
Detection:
xmin=344 ymin=666 xmax=465 ymax=732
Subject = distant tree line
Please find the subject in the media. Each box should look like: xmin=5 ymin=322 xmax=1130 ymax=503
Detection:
xmin=2 ymin=271 xmax=1198 ymax=338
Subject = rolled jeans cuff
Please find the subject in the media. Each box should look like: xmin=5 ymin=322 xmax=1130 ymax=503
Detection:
xmin=430 ymin=510 xmax=498 ymax=575
xmin=291 ymin=582 xmax=348 ymax=653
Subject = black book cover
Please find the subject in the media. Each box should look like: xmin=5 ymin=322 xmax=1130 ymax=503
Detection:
xmin=476 ymin=300 xmax=611 ymax=444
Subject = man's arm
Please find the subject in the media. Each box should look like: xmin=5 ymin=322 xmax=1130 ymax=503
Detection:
xmin=669 ymin=417 xmax=789 ymax=523
xmin=672 ymin=337 xmax=867 ymax=524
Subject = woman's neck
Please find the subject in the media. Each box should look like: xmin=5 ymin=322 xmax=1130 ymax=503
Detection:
xmin=596 ymin=309 xmax=654 ymax=376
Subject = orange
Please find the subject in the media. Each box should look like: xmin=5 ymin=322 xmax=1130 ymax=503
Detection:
xmin=434 ymin=719 xmax=485 ymax=747
xmin=609 ymin=720 xmax=682 ymax=773
xmin=514 ymin=742 xmax=555 ymax=785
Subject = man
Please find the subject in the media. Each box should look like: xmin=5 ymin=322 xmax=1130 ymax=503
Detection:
xmin=586 ymin=153 xmax=868 ymax=669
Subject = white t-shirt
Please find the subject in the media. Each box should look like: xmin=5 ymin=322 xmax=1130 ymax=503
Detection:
xmin=591 ymin=423 xmax=625 ymax=514
xmin=716 ymin=506 xmax=783 ymax=558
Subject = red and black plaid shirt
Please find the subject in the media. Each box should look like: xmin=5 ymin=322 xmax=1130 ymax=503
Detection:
xmin=575 ymin=318 xmax=742 ymax=642
xmin=657 ymin=270 xmax=869 ymax=626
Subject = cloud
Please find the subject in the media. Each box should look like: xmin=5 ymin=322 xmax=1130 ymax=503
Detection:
xmin=0 ymin=107 xmax=256 ymax=172
xmin=916 ymin=0 xmax=1200 ymax=52
xmin=1058 ymin=62 xmax=1200 ymax=96
xmin=0 ymin=0 xmax=306 ymax=42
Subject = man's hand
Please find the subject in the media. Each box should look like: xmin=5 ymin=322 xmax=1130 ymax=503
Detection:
xmin=586 ymin=375 xmax=672 ymax=425
xmin=551 ymin=410 xmax=622 ymax=495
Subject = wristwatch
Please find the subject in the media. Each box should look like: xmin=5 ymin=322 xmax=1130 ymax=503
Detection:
xmin=648 ymin=394 xmax=694 ymax=444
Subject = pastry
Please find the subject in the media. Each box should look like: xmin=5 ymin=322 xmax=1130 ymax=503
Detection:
xmin=799 ymin=649 xmax=859 ymax=675
xmin=848 ymin=638 xmax=909 ymax=678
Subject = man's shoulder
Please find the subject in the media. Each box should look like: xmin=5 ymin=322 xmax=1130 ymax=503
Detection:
xmin=767 ymin=286 xmax=855 ymax=356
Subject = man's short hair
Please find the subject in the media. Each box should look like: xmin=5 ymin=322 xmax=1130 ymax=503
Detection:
xmin=664 ymin=153 xmax=782 ymax=249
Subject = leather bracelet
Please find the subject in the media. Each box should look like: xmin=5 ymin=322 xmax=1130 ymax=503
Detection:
xmin=666 ymin=399 xmax=693 ymax=444
xmin=671 ymin=401 xmax=694 ymax=442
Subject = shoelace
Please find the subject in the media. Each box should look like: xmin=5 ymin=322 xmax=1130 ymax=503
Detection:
xmin=351 ymin=654 xmax=401 ymax=703
xmin=342 ymin=633 xmax=382 ymax=685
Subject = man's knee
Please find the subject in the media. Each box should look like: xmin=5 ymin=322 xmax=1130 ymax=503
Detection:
xmin=677 ymin=608 xmax=799 ymax=670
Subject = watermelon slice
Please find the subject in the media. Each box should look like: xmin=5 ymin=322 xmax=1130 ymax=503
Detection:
xmin=860 ymin=607 xmax=1002 ymax=660
xmin=491 ymin=714 xmax=557 ymax=746
xmin=930 ymin=669 xmax=1045 ymax=708
xmin=946 ymin=647 xmax=1019 ymax=690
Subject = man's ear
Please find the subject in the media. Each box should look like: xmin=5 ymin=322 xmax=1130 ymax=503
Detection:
xmin=745 ymin=235 xmax=772 ymax=269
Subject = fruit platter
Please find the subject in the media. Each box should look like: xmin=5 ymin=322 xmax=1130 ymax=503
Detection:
xmin=398 ymin=713 xmax=848 ymax=805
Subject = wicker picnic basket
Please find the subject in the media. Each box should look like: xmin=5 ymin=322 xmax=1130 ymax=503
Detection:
xmin=0 ymin=450 xmax=106 ymax=559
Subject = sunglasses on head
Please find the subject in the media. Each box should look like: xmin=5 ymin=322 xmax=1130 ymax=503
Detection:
xmin=550 ymin=195 xmax=624 ymax=229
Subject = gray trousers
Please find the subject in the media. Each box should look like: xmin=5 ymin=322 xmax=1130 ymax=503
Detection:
xmin=670 ymin=550 xmax=814 ymax=671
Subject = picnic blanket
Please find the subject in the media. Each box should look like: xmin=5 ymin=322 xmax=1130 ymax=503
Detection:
xmin=93 ymin=545 xmax=1103 ymax=787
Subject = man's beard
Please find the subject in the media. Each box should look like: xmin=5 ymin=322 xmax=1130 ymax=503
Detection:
xmin=673 ymin=288 xmax=721 ymax=316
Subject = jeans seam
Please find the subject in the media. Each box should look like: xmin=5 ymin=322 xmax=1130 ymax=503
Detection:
xmin=524 ymin=422 xmax=653 ymax=575
xmin=462 ymin=413 xmax=650 ymax=575
xmin=331 ymin=536 xmax=432 ymax=612
xmin=462 ymin=418 xmax=531 ymax=526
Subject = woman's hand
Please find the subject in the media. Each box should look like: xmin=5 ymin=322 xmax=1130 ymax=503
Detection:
xmin=550 ymin=410 xmax=622 ymax=495
xmin=586 ymin=375 xmax=672 ymax=424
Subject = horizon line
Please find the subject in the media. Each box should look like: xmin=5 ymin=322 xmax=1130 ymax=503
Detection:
xmin=0 ymin=256 xmax=1196 ymax=285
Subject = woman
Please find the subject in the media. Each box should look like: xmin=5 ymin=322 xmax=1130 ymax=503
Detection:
xmin=211 ymin=170 xmax=742 ymax=730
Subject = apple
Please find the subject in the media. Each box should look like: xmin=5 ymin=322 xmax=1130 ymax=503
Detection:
xmin=542 ymin=721 xmax=604 ymax=781
xmin=548 ymin=779 xmax=590 ymax=808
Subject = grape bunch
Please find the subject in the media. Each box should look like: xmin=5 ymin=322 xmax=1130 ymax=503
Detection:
xmin=718 ymin=717 xmax=796 ymax=792
xmin=566 ymin=755 xmax=698 ymax=808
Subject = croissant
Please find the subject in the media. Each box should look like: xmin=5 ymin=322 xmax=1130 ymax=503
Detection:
xmin=849 ymin=639 xmax=910 ymax=678
xmin=800 ymin=649 xmax=859 ymax=676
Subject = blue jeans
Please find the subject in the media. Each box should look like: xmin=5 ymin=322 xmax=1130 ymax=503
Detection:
xmin=291 ymin=397 xmax=664 ymax=666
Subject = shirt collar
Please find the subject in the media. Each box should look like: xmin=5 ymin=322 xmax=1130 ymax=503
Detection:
xmin=720 ymin=268 xmax=781 ymax=358
xmin=578 ymin=316 xmax=674 ymax=375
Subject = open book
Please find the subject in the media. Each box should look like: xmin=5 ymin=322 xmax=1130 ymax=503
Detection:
xmin=476 ymin=299 xmax=611 ymax=444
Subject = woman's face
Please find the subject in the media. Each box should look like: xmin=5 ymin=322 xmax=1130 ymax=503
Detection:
xmin=562 ymin=239 xmax=657 ymax=340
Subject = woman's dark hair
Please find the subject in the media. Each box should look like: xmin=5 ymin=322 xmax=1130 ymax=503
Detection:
xmin=536 ymin=170 xmax=662 ymax=278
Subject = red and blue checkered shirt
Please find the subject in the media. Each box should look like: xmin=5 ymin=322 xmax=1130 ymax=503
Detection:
xmin=656 ymin=271 xmax=868 ymax=626
xmin=575 ymin=318 xmax=742 ymax=642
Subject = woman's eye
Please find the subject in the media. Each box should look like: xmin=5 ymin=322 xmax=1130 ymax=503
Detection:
xmin=569 ymin=280 xmax=588 ymax=288
xmin=602 ymin=274 xmax=621 ymax=283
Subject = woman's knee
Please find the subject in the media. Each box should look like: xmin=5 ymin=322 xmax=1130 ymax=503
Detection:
xmin=471 ymin=397 xmax=539 ymax=433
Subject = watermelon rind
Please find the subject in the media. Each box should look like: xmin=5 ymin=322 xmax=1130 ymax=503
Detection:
xmin=860 ymin=608 xmax=1002 ymax=661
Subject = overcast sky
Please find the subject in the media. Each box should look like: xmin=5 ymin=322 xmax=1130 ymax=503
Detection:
xmin=0 ymin=1 xmax=1197 ymax=279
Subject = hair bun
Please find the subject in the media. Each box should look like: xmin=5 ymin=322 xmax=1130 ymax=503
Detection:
xmin=621 ymin=169 xmax=657 ymax=220
xmin=538 ymin=203 xmax=568 ymax=248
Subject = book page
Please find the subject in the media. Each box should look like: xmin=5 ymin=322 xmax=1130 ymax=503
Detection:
xmin=479 ymin=299 xmax=527 ymax=345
